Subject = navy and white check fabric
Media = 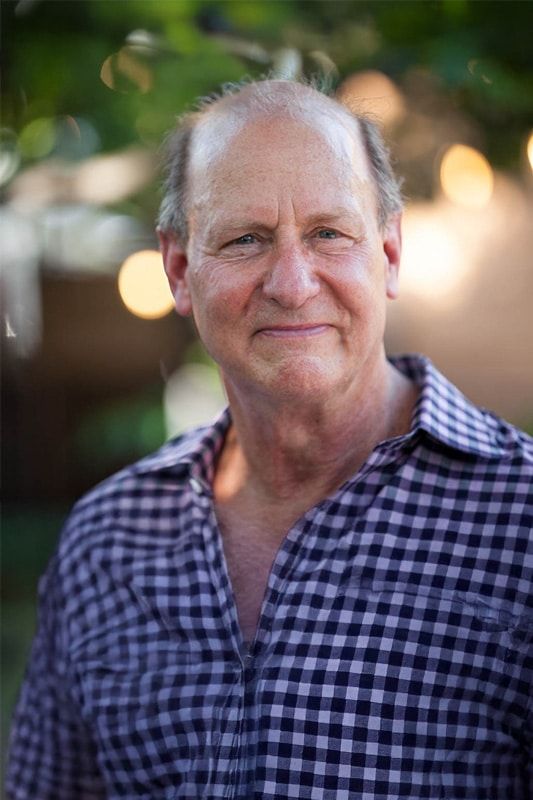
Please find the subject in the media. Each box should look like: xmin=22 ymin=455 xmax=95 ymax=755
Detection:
xmin=7 ymin=355 xmax=533 ymax=799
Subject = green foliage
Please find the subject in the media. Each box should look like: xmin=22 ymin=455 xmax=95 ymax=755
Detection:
xmin=2 ymin=507 xmax=68 ymax=592
xmin=3 ymin=0 xmax=531 ymax=168
xmin=1 ymin=0 xmax=531 ymax=248
xmin=74 ymin=388 xmax=167 ymax=469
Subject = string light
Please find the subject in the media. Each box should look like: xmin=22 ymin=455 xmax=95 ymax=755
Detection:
xmin=118 ymin=250 xmax=174 ymax=319
xmin=440 ymin=144 xmax=493 ymax=209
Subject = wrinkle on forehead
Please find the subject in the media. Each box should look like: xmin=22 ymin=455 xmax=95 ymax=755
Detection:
xmin=187 ymin=130 xmax=376 ymax=243
xmin=187 ymin=114 xmax=376 ymax=245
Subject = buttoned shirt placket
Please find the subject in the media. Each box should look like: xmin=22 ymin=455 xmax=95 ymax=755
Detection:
xmin=185 ymin=432 xmax=417 ymax=797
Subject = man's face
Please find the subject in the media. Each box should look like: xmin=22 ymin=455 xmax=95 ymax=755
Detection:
xmin=163 ymin=111 xmax=401 ymax=405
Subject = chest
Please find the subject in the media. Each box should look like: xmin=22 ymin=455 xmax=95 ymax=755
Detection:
xmin=215 ymin=508 xmax=291 ymax=645
xmin=76 ymin=519 xmax=531 ymax=798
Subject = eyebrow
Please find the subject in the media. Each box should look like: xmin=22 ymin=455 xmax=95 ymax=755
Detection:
xmin=202 ymin=220 xmax=273 ymax=246
xmin=304 ymin=208 xmax=364 ymax=227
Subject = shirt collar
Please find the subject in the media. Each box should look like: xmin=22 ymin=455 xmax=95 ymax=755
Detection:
xmin=132 ymin=354 xmax=506 ymax=478
xmin=390 ymin=354 xmax=507 ymax=458
xmin=132 ymin=408 xmax=231 ymax=481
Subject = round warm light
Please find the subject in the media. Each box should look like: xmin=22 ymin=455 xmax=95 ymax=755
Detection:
xmin=118 ymin=250 xmax=174 ymax=319
xmin=527 ymin=131 xmax=533 ymax=172
xmin=401 ymin=208 xmax=469 ymax=303
xmin=101 ymin=48 xmax=153 ymax=94
xmin=337 ymin=70 xmax=405 ymax=126
xmin=440 ymin=144 xmax=493 ymax=209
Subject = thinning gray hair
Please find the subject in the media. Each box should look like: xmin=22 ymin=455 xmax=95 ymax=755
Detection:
xmin=158 ymin=78 xmax=403 ymax=241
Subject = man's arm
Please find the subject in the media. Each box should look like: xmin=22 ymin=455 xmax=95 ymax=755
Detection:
xmin=6 ymin=557 xmax=106 ymax=800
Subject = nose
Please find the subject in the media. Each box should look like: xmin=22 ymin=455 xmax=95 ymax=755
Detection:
xmin=262 ymin=243 xmax=320 ymax=309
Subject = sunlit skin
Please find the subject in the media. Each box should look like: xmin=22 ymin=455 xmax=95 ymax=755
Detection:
xmin=160 ymin=96 xmax=417 ymax=514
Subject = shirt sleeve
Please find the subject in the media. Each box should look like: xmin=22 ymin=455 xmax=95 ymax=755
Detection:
xmin=5 ymin=556 xmax=107 ymax=800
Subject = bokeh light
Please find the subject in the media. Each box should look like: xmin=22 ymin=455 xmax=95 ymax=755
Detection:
xmin=74 ymin=148 xmax=155 ymax=204
xmin=0 ymin=129 xmax=20 ymax=185
xmin=164 ymin=363 xmax=226 ymax=438
xmin=54 ymin=116 xmax=101 ymax=160
xmin=18 ymin=117 xmax=56 ymax=159
xmin=117 ymin=250 xmax=174 ymax=319
xmin=400 ymin=207 xmax=468 ymax=302
xmin=100 ymin=48 xmax=152 ymax=93
xmin=527 ymin=132 xmax=533 ymax=172
xmin=337 ymin=70 xmax=405 ymax=126
xmin=440 ymin=144 xmax=494 ymax=209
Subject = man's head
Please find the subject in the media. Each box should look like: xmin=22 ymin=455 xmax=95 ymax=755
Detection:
xmin=158 ymin=79 xmax=403 ymax=243
xmin=158 ymin=79 xmax=404 ymax=404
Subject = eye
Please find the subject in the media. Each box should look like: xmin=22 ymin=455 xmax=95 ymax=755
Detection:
xmin=312 ymin=226 xmax=354 ymax=251
xmin=230 ymin=233 xmax=257 ymax=245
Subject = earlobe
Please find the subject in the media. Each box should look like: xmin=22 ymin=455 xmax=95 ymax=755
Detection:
xmin=383 ymin=213 xmax=402 ymax=300
xmin=157 ymin=227 xmax=193 ymax=316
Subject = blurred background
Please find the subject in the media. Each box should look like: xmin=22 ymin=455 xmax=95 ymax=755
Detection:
xmin=1 ymin=0 xmax=532 ymax=772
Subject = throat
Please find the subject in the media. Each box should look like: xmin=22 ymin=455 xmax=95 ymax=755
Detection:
xmin=218 ymin=361 xmax=419 ymax=502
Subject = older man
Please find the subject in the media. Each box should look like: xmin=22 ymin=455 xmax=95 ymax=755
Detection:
xmin=7 ymin=80 xmax=532 ymax=799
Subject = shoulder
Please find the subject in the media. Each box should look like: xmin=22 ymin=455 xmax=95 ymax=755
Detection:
xmin=54 ymin=421 xmax=219 ymax=577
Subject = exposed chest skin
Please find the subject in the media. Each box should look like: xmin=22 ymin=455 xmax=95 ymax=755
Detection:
xmin=214 ymin=499 xmax=304 ymax=647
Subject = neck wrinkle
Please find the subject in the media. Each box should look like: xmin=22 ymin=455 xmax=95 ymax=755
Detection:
xmin=214 ymin=357 xmax=417 ymax=506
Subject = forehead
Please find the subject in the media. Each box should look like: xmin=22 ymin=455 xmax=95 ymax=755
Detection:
xmin=187 ymin=106 xmax=375 ymax=221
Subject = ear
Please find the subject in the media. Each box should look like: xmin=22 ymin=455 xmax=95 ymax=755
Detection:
xmin=157 ymin=227 xmax=192 ymax=316
xmin=382 ymin=213 xmax=402 ymax=300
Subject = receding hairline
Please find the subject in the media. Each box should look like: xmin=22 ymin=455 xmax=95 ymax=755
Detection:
xmin=197 ymin=79 xmax=361 ymax=125
xmin=190 ymin=79 xmax=369 ymax=167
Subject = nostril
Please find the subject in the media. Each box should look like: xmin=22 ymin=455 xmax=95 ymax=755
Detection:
xmin=263 ymin=274 xmax=320 ymax=309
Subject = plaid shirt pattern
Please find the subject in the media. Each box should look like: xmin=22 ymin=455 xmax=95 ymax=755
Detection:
xmin=7 ymin=355 xmax=533 ymax=799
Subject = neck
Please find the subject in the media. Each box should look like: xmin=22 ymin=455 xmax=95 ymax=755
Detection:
xmin=214 ymin=356 xmax=418 ymax=507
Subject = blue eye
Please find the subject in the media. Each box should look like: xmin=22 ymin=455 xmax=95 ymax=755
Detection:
xmin=232 ymin=234 xmax=257 ymax=245
xmin=317 ymin=229 xmax=338 ymax=239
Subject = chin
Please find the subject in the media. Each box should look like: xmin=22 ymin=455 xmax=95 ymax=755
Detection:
xmin=258 ymin=359 xmax=341 ymax=401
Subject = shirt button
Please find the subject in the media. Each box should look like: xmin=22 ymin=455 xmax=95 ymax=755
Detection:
xmin=189 ymin=478 xmax=203 ymax=494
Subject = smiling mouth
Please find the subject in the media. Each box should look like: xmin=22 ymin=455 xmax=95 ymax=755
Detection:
xmin=256 ymin=324 xmax=331 ymax=338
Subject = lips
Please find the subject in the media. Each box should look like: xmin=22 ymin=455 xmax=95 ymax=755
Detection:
xmin=256 ymin=324 xmax=331 ymax=338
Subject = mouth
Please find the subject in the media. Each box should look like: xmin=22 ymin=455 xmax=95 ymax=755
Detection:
xmin=256 ymin=324 xmax=332 ymax=338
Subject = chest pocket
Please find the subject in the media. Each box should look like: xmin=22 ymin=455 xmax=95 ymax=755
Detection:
xmin=335 ymin=579 xmax=533 ymax=656
xmin=329 ymin=580 xmax=532 ymax=713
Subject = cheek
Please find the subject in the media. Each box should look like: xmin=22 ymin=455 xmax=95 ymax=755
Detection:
xmin=189 ymin=269 xmax=252 ymax=329
xmin=328 ymin=257 xmax=384 ymax=311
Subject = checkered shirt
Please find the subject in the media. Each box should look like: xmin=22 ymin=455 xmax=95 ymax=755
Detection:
xmin=6 ymin=355 xmax=533 ymax=799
